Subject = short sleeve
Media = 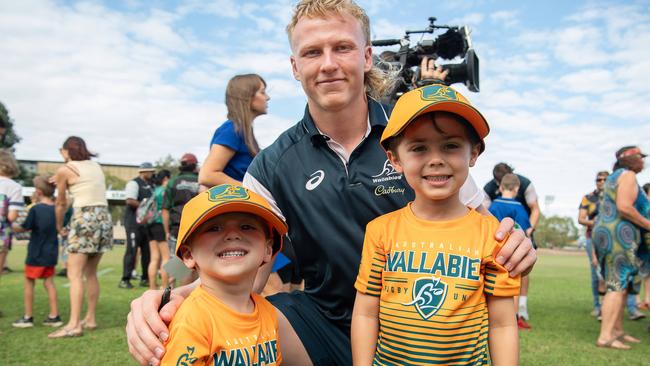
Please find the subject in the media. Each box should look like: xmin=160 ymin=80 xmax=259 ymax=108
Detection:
xmin=354 ymin=221 xmax=385 ymax=297
xmin=124 ymin=181 xmax=139 ymax=200
xmin=459 ymin=174 xmax=484 ymax=209
xmin=483 ymin=232 xmax=521 ymax=297
xmin=524 ymin=183 xmax=538 ymax=205
xmin=21 ymin=206 xmax=35 ymax=230
xmin=8 ymin=181 xmax=24 ymax=211
xmin=210 ymin=122 xmax=241 ymax=151
xmin=579 ymin=195 xmax=589 ymax=210
xmin=162 ymin=323 xmax=211 ymax=366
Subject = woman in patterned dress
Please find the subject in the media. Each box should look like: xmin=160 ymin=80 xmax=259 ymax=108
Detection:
xmin=592 ymin=145 xmax=649 ymax=349
xmin=48 ymin=136 xmax=113 ymax=338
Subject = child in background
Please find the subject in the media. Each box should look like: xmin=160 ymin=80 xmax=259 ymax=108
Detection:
xmin=352 ymin=85 xmax=520 ymax=365
xmin=161 ymin=184 xmax=285 ymax=366
xmin=489 ymin=173 xmax=533 ymax=237
xmin=0 ymin=149 xmax=24 ymax=307
xmin=11 ymin=176 xmax=62 ymax=328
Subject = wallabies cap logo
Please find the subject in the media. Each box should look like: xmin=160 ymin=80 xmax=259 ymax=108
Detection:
xmin=403 ymin=276 xmax=448 ymax=320
xmin=175 ymin=346 xmax=198 ymax=365
xmin=207 ymin=185 xmax=249 ymax=203
xmin=419 ymin=84 xmax=464 ymax=103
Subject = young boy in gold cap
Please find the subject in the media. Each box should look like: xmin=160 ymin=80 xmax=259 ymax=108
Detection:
xmin=352 ymin=84 xmax=520 ymax=365
xmin=161 ymin=184 xmax=285 ymax=366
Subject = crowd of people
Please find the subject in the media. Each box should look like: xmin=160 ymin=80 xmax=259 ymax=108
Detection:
xmin=0 ymin=0 xmax=647 ymax=365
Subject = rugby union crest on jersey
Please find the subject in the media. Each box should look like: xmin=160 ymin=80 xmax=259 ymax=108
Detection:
xmin=403 ymin=276 xmax=448 ymax=319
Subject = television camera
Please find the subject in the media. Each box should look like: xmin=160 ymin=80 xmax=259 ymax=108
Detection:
xmin=372 ymin=17 xmax=479 ymax=104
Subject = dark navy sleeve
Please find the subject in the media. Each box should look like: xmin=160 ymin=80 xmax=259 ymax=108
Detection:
xmin=22 ymin=206 xmax=36 ymax=231
xmin=210 ymin=121 xmax=241 ymax=151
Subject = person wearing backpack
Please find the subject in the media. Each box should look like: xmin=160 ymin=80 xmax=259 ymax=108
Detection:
xmin=145 ymin=170 xmax=171 ymax=290
xmin=119 ymin=162 xmax=154 ymax=289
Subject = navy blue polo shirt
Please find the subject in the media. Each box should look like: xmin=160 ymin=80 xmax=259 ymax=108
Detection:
xmin=246 ymin=98 xmax=415 ymax=332
xmin=246 ymin=98 xmax=483 ymax=333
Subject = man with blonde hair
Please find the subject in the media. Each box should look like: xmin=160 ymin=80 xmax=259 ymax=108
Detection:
xmin=126 ymin=2 xmax=537 ymax=365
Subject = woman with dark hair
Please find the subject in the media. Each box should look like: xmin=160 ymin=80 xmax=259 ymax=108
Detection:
xmin=147 ymin=169 xmax=171 ymax=290
xmin=592 ymin=145 xmax=650 ymax=349
xmin=48 ymin=136 xmax=113 ymax=338
xmin=199 ymin=74 xmax=269 ymax=186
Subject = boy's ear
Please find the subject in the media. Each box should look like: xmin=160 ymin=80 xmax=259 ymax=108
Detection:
xmin=468 ymin=144 xmax=480 ymax=167
xmin=261 ymin=239 xmax=273 ymax=265
xmin=386 ymin=150 xmax=404 ymax=173
xmin=179 ymin=245 xmax=196 ymax=270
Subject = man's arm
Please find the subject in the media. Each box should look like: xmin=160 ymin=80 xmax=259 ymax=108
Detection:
xmin=578 ymin=207 xmax=592 ymax=227
xmin=462 ymin=175 xmax=536 ymax=277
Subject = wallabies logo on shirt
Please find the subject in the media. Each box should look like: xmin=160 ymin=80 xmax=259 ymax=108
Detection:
xmin=208 ymin=185 xmax=250 ymax=203
xmin=403 ymin=276 xmax=448 ymax=319
xmin=175 ymin=346 xmax=198 ymax=365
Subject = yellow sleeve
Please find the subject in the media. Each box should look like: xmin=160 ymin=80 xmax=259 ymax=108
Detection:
xmin=354 ymin=221 xmax=385 ymax=297
xmin=161 ymin=320 xmax=211 ymax=366
xmin=483 ymin=232 xmax=521 ymax=297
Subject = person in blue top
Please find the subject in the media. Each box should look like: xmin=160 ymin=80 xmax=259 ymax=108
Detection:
xmin=199 ymin=74 xmax=270 ymax=186
xmin=489 ymin=173 xmax=532 ymax=236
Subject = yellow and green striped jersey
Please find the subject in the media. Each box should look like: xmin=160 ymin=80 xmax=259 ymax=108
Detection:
xmin=355 ymin=205 xmax=520 ymax=365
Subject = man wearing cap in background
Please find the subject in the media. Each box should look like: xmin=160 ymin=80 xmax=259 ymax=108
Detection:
xmin=162 ymin=153 xmax=200 ymax=265
xmin=119 ymin=162 xmax=155 ymax=289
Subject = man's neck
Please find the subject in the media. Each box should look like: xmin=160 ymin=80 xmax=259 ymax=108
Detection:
xmin=308 ymin=95 xmax=369 ymax=153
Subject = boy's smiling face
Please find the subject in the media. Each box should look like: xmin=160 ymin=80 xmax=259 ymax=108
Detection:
xmin=180 ymin=212 xmax=272 ymax=283
xmin=387 ymin=112 xmax=480 ymax=206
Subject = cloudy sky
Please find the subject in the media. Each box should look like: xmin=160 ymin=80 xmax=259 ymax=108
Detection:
xmin=1 ymin=0 xmax=649 ymax=219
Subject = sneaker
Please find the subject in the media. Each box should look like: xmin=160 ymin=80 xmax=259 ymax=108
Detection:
xmin=131 ymin=270 xmax=139 ymax=280
xmin=590 ymin=309 xmax=601 ymax=317
xmin=43 ymin=315 xmax=63 ymax=327
xmin=118 ymin=280 xmax=134 ymax=289
xmin=517 ymin=317 xmax=532 ymax=330
xmin=2 ymin=266 xmax=12 ymax=274
xmin=56 ymin=269 xmax=67 ymax=277
xmin=629 ymin=310 xmax=647 ymax=320
xmin=12 ymin=316 xmax=34 ymax=328
xmin=139 ymin=279 xmax=149 ymax=288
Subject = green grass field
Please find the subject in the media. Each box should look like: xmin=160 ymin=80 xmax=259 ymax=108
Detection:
xmin=0 ymin=244 xmax=648 ymax=365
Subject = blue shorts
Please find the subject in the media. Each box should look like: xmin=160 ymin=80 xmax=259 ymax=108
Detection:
xmin=267 ymin=291 xmax=351 ymax=365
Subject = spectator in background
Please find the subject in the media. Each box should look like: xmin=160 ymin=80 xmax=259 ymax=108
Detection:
xmin=147 ymin=169 xmax=171 ymax=290
xmin=0 ymin=149 xmax=24 ymax=300
xmin=198 ymin=74 xmax=269 ymax=187
xmin=162 ymin=154 xmax=200 ymax=285
xmin=593 ymin=146 xmax=649 ymax=349
xmin=639 ymin=182 xmax=650 ymax=311
xmin=484 ymin=162 xmax=540 ymax=327
xmin=12 ymin=176 xmax=62 ymax=328
xmin=119 ymin=162 xmax=155 ymax=289
xmin=50 ymin=136 xmax=113 ymax=338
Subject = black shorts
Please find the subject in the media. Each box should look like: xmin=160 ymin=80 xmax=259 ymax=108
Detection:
xmin=147 ymin=223 xmax=166 ymax=242
xmin=267 ymin=291 xmax=351 ymax=365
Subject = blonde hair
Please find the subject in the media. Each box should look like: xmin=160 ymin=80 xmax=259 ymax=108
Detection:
xmin=499 ymin=173 xmax=520 ymax=191
xmin=0 ymin=149 xmax=19 ymax=178
xmin=286 ymin=0 xmax=395 ymax=99
xmin=225 ymin=74 xmax=265 ymax=156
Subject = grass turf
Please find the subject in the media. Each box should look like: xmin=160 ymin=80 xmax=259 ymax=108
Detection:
xmin=0 ymin=244 xmax=648 ymax=365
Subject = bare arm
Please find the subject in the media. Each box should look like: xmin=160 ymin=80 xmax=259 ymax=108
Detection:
xmin=527 ymin=200 xmax=540 ymax=229
xmin=616 ymin=171 xmax=650 ymax=230
xmin=487 ymin=296 xmax=519 ymax=365
xmin=351 ymin=291 xmax=380 ymax=365
xmin=198 ymin=144 xmax=240 ymax=187
xmin=577 ymin=208 xmax=592 ymax=227
xmin=11 ymin=223 xmax=26 ymax=233
xmin=162 ymin=208 xmax=170 ymax=240
xmin=126 ymin=198 xmax=140 ymax=209
xmin=54 ymin=167 xmax=70 ymax=234
xmin=126 ymin=279 xmax=199 ymax=365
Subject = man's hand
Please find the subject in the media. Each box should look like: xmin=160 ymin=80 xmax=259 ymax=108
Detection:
xmin=494 ymin=217 xmax=537 ymax=277
xmin=126 ymin=289 xmax=185 ymax=365
xmin=419 ymin=56 xmax=449 ymax=82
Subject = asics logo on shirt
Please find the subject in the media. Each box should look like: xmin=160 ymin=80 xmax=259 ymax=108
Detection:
xmin=305 ymin=170 xmax=325 ymax=191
